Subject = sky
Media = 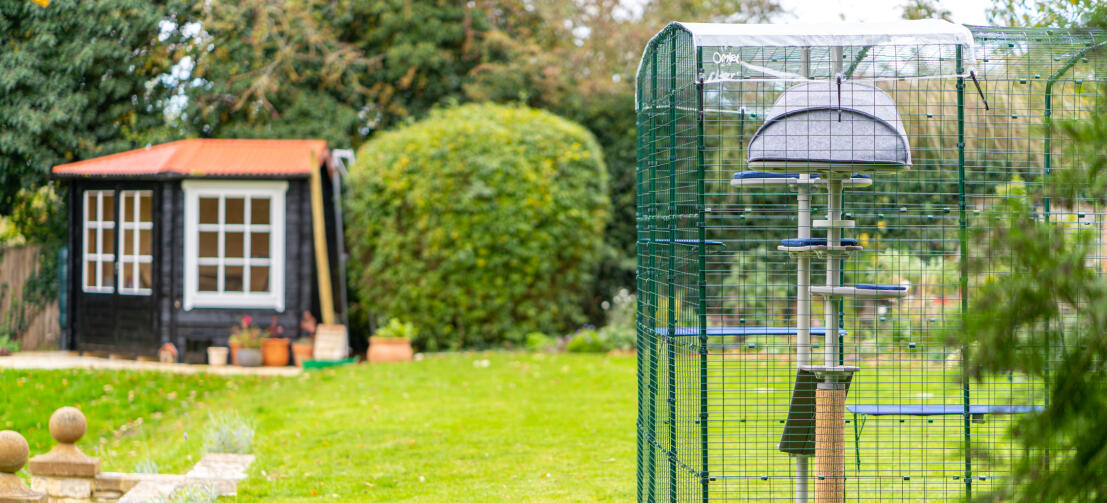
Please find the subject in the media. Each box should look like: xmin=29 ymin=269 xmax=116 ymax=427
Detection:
xmin=779 ymin=0 xmax=994 ymax=25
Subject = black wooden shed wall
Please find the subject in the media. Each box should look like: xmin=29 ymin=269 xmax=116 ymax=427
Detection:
xmin=66 ymin=177 xmax=321 ymax=363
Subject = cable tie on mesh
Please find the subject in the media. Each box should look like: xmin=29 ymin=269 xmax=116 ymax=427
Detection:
xmin=969 ymin=70 xmax=990 ymax=111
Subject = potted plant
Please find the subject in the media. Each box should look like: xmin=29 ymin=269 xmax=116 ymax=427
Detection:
xmin=368 ymin=318 xmax=416 ymax=363
xmin=229 ymin=315 xmax=264 ymax=367
xmin=291 ymin=312 xmax=317 ymax=367
xmin=261 ymin=315 xmax=290 ymax=366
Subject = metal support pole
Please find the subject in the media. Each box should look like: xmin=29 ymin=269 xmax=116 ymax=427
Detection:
xmin=795 ymin=180 xmax=812 ymax=503
xmin=956 ymin=46 xmax=973 ymax=500
xmin=824 ymin=180 xmax=843 ymax=365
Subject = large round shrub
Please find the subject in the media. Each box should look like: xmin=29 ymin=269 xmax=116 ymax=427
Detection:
xmin=346 ymin=103 xmax=610 ymax=350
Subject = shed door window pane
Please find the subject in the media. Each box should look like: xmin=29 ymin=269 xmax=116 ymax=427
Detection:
xmin=82 ymin=190 xmax=115 ymax=293
xmin=118 ymin=191 xmax=153 ymax=295
xmin=194 ymin=194 xmax=274 ymax=295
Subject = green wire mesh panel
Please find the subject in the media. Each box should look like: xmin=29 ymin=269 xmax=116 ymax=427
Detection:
xmin=635 ymin=22 xmax=1107 ymax=502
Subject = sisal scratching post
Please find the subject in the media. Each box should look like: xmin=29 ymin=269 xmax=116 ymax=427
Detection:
xmin=815 ymin=385 xmax=847 ymax=503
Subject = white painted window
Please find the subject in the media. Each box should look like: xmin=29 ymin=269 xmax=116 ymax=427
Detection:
xmin=118 ymin=190 xmax=154 ymax=295
xmin=82 ymin=190 xmax=115 ymax=293
xmin=182 ymin=180 xmax=286 ymax=311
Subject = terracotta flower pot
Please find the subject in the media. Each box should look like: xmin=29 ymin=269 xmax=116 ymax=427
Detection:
xmin=228 ymin=340 xmax=242 ymax=365
xmin=291 ymin=341 xmax=314 ymax=367
xmin=261 ymin=338 xmax=290 ymax=366
xmin=237 ymin=348 xmax=262 ymax=367
xmin=207 ymin=346 xmax=229 ymax=366
xmin=368 ymin=337 xmax=413 ymax=363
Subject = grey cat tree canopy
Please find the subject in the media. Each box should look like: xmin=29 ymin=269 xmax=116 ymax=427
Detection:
xmin=747 ymin=81 xmax=912 ymax=169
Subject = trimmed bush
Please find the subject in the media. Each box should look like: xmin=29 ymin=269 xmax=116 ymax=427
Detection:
xmin=346 ymin=103 xmax=610 ymax=350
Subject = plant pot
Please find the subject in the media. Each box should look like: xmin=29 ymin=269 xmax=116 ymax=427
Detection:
xmin=207 ymin=346 xmax=229 ymax=366
xmin=236 ymin=348 xmax=262 ymax=367
xmin=291 ymin=341 xmax=314 ymax=367
xmin=261 ymin=338 xmax=290 ymax=366
xmin=228 ymin=340 xmax=242 ymax=365
xmin=368 ymin=337 xmax=413 ymax=363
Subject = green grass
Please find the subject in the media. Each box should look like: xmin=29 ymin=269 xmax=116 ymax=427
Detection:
xmin=1 ymin=352 xmax=1039 ymax=501
xmin=0 ymin=368 xmax=267 ymax=472
xmin=4 ymin=353 xmax=636 ymax=502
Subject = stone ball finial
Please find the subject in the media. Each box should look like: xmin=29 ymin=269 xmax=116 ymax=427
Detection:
xmin=0 ymin=430 xmax=29 ymax=473
xmin=48 ymin=407 xmax=86 ymax=445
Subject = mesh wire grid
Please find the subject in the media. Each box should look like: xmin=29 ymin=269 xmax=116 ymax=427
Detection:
xmin=635 ymin=24 xmax=1107 ymax=503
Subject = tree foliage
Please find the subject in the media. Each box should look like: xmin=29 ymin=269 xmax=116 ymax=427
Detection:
xmin=962 ymin=29 xmax=1107 ymax=503
xmin=345 ymin=103 xmax=609 ymax=350
xmin=0 ymin=0 xmax=194 ymax=213
xmin=988 ymin=0 xmax=1104 ymax=27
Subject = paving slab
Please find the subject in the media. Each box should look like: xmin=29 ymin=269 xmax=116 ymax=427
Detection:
xmin=0 ymin=352 xmax=300 ymax=376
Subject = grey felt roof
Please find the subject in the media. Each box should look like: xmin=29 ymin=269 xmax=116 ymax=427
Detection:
xmin=747 ymin=81 xmax=911 ymax=167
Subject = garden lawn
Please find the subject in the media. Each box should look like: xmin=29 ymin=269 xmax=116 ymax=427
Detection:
xmin=0 ymin=368 xmax=268 ymax=473
xmin=6 ymin=352 xmax=638 ymax=502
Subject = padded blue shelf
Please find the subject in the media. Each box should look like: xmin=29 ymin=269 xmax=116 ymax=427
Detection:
xmin=638 ymin=238 xmax=725 ymax=247
xmin=855 ymin=284 xmax=908 ymax=291
xmin=732 ymin=171 xmax=872 ymax=180
xmin=780 ymin=238 xmax=859 ymax=247
xmin=654 ymin=326 xmax=847 ymax=337
xmin=847 ymin=404 xmax=1042 ymax=416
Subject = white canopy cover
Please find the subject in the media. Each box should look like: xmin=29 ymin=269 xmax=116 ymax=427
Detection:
xmin=673 ymin=20 xmax=974 ymax=58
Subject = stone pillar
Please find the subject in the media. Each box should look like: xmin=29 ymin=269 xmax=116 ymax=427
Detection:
xmin=28 ymin=408 xmax=100 ymax=502
xmin=0 ymin=430 xmax=46 ymax=503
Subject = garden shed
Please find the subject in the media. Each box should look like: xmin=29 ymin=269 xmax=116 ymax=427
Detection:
xmin=53 ymin=139 xmax=348 ymax=363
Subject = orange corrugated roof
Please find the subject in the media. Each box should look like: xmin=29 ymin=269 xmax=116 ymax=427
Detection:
xmin=52 ymin=139 xmax=329 ymax=178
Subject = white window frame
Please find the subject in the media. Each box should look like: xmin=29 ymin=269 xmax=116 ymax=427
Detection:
xmin=82 ymin=190 xmax=115 ymax=293
xmin=182 ymin=180 xmax=286 ymax=311
xmin=118 ymin=190 xmax=154 ymax=295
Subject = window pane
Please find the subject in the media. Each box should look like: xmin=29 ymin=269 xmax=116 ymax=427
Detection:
xmin=224 ymin=265 xmax=244 ymax=292
xmin=139 ymin=193 xmax=153 ymax=222
xmin=139 ymin=263 xmax=152 ymax=290
xmin=85 ymin=260 xmax=96 ymax=289
xmin=250 ymin=198 xmax=270 ymax=225
xmin=199 ymin=232 xmax=219 ymax=258
xmin=225 ymin=232 xmax=244 ymax=258
xmin=225 ymin=198 xmax=245 ymax=225
xmin=86 ymin=229 xmax=98 ymax=254
xmin=250 ymin=233 xmax=270 ymax=259
xmin=199 ymin=198 xmax=219 ymax=224
xmin=123 ymin=229 xmax=134 ymax=256
xmin=100 ymin=260 xmax=114 ymax=288
xmin=102 ymin=193 xmax=114 ymax=222
xmin=198 ymin=265 xmax=218 ymax=292
xmin=102 ymin=228 xmax=115 ymax=254
xmin=139 ymin=229 xmax=152 ymax=256
xmin=250 ymin=266 xmax=269 ymax=293
xmin=122 ymin=192 xmax=134 ymax=221
xmin=122 ymin=262 xmax=134 ymax=290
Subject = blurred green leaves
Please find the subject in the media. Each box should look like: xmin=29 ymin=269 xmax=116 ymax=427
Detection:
xmin=345 ymin=103 xmax=609 ymax=350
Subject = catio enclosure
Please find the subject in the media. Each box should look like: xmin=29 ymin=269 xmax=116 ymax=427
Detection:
xmin=634 ymin=20 xmax=1106 ymax=503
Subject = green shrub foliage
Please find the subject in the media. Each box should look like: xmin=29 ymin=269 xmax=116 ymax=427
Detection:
xmin=346 ymin=103 xmax=610 ymax=350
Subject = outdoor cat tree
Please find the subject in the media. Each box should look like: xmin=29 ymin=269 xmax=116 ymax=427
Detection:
xmin=636 ymin=20 xmax=1103 ymax=502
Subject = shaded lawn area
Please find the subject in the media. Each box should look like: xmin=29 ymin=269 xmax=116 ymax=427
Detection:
xmin=3 ymin=352 xmax=637 ymax=502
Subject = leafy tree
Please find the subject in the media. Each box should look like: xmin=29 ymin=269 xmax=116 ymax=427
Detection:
xmin=179 ymin=0 xmax=370 ymax=147
xmin=901 ymin=0 xmax=952 ymax=21
xmin=962 ymin=9 xmax=1107 ymax=501
xmin=0 ymin=0 xmax=195 ymax=213
xmin=988 ymin=0 xmax=1103 ymax=27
